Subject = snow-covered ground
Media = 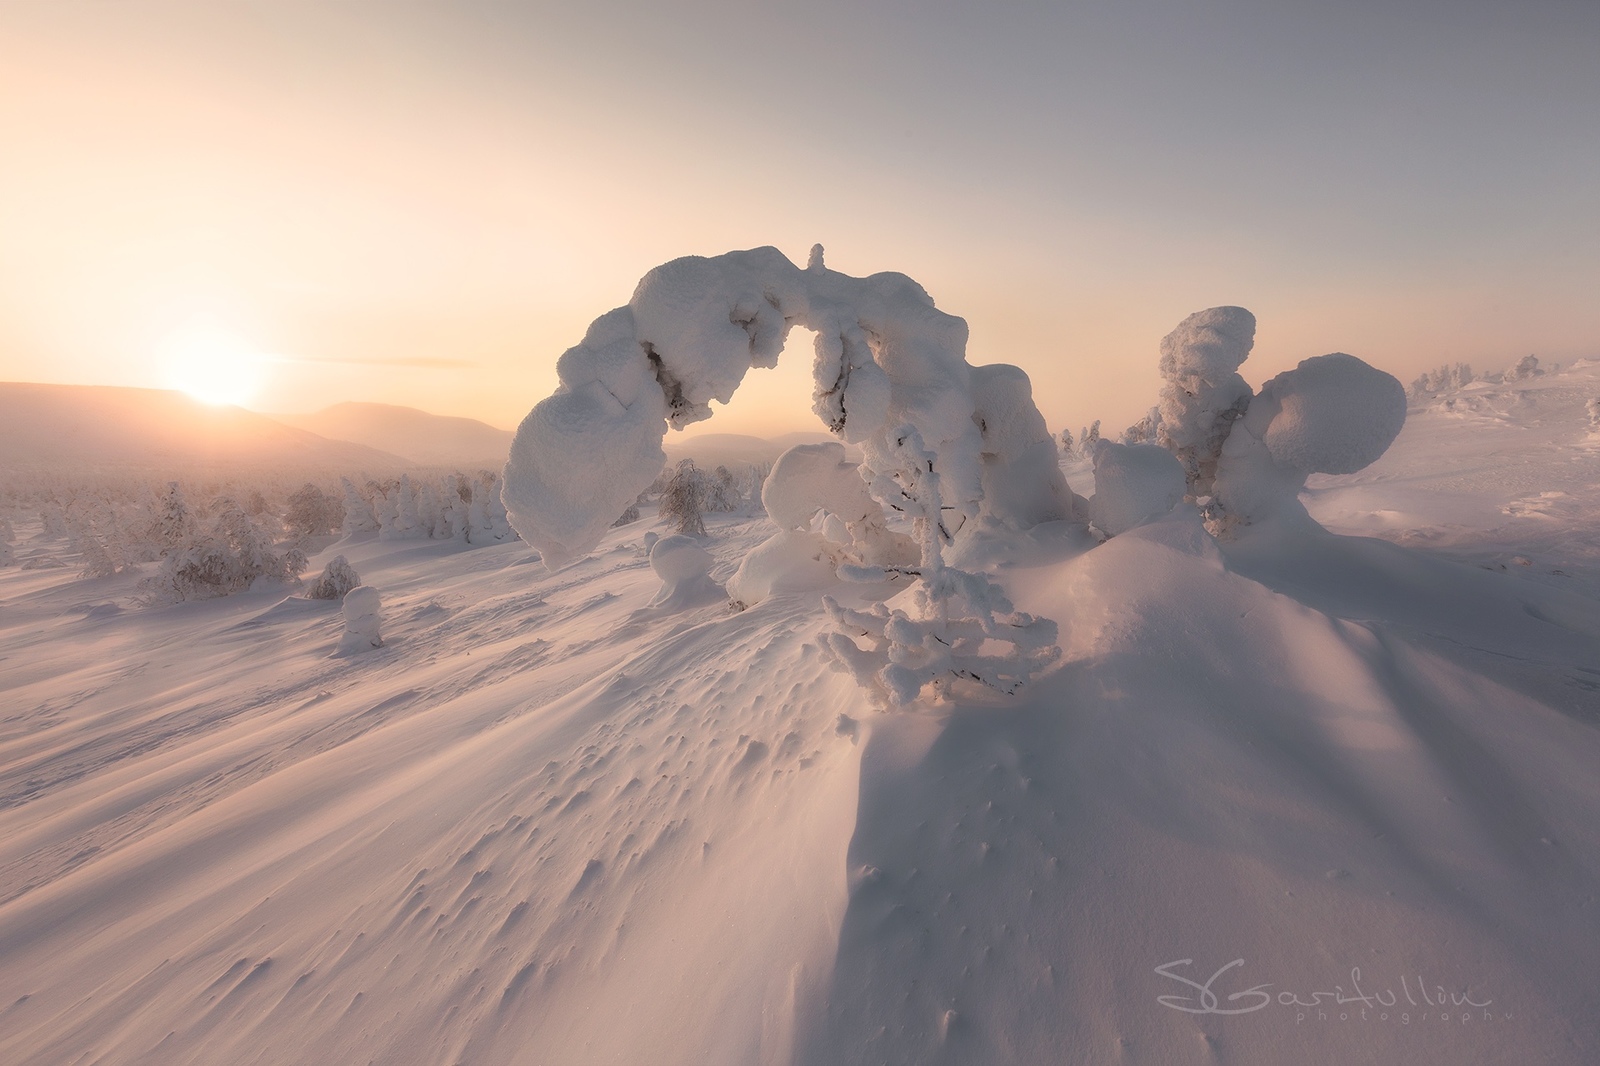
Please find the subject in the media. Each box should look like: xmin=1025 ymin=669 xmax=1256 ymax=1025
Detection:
xmin=2 ymin=364 xmax=1598 ymax=1064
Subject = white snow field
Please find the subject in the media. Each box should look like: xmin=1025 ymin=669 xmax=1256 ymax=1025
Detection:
xmin=3 ymin=359 xmax=1600 ymax=1064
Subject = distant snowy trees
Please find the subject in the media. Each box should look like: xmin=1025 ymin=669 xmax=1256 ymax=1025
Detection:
xmin=1409 ymin=362 xmax=1474 ymax=400
xmin=147 ymin=498 xmax=308 ymax=602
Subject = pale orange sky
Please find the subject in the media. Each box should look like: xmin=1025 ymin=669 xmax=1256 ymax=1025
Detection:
xmin=2 ymin=2 xmax=1596 ymax=440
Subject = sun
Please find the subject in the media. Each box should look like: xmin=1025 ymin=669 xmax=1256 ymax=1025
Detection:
xmin=158 ymin=318 xmax=265 ymax=407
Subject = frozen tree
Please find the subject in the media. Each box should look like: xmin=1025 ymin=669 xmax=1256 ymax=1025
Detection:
xmin=155 ymin=482 xmax=193 ymax=554
xmin=1506 ymin=354 xmax=1542 ymax=381
xmin=78 ymin=524 xmax=128 ymax=579
xmin=340 ymin=477 xmax=379 ymax=535
xmin=337 ymin=586 xmax=383 ymax=654
xmin=705 ymin=466 xmax=741 ymax=513
xmin=148 ymin=501 xmax=308 ymax=602
xmin=658 ymin=459 xmax=710 ymax=536
xmin=1081 ymin=419 xmax=1101 ymax=456
xmin=500 ymin=245 xmax=1070 ymax=704
xmin=819 ymin=425 xmax=1058 ymax=706
xmin=1211 ymin=352 xmax=1405 ymax=531
xmin=969 ymin=363 xmax=1083 ymax=528
xmin=384 ymin=475 xmax=419 ymax=540
xmin=1058 ymin=427 xmax=1076 ymax=461
xmin=611 ymin=502 xmax=642 ymax=527
xmin=307 ymin=554 xmax=362 ymax=600
xmin=1156 ymin=306 xmax=1256 ymax=498
xmin=1121 ymin=406 xmax=1161 ymax=445
xmin=1089 ymin=443 xmax=1186 ymax=535
xmin=1587 ymin=398 xmax=1600 ymax=433
xmin=466 ymin=472 xmax=514 ymax=545
xmin=285 ymin=483 xmax=341 ymax=539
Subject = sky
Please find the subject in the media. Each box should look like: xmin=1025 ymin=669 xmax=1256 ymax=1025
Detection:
xmin=1 ymin=0 xmax=1597 ymax=438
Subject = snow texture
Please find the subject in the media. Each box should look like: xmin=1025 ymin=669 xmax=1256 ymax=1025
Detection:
xmin=1156 ymin=305 xmax=1256 ymax=497
xmin=969 ymin=363 xmax=1082 ymax=528
xmin=1088 ymin=442 xmax=1186 ymax=535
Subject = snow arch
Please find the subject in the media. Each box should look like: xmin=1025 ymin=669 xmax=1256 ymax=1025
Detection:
xmin=503 ymin=245 xmax=1054 ymax=570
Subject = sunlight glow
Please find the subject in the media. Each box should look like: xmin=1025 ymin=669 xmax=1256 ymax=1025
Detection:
xmin=158 ymin=318 xmax=265 ymax=407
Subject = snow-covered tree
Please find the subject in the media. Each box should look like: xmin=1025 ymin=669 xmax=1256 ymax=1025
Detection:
xmin=155 ymin=481 xmax=193 ymax=555
xmin=659 ymin=459 xmax=709 ymax=536
xmin=1211 ymin=352 xmax=1405 ymax=531
xmin=1506 ymin=354 xmax=1542 ymax=381
xmin=1058 ymin=427 xmax=1076 ymax=461
xmin=1587 ymin=398 xmax=1600 ymax=434
xmin=340 ymin=477 xmax=379 ymax=535
xmin=307 ymin=554 xmax=362 ymax=600
xmin=285 ymin=483 xmax=341 ymax=539
xmin=147 ymin=500 xmax=308 ymax=602
xmin=1122 ymin=406 xmax=1161 ymax=445
xmin=1156 ymin=306 xmax=1256 ymax=498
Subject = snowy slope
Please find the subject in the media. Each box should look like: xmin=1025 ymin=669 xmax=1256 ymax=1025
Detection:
xmin=2 ymin=364 xmax=1598 ymax=1064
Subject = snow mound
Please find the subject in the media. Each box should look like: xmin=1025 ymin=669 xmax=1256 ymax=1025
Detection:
xmin=726 ymin=530 xmax=843 ymax=608
xmin=648 ymin=534 xmax=725 ymax=609
xmin=1088 ymin=442 xmax=1186 ymax=535
xmin=336 ymin=584 xmax=383 ymax=654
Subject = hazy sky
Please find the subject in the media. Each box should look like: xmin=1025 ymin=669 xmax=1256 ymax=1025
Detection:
xmin=2 ymin=0 xmax=1596 ymax=437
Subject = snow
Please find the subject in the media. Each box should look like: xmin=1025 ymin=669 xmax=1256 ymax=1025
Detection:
xmin=1088 ymin=441 xmax=1186 ymax=535
xmin=1156 ymin=305 xmax=1256 ymax=497
xmin=647 ymin=533 xmax=724 ymax=609
xmin=2 ymin=358 xmax=1598 ymax=1064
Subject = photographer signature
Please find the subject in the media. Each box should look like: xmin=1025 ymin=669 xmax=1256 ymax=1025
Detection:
xmin=1155 ymin=959 xmax=1492 ymax=1015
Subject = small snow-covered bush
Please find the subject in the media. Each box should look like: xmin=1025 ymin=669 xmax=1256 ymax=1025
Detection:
xmin=337 ymin=585 xmax=383 ymax=654
xmin=308 ymin=554 xmax=362 ymax=600
xmin=1089 ymin=443 xmax=1186 ymax=535
xmin=1156 ymin=306 xmax=1256 ymax=497
xmin=1212 ymin=352 xmax=1405 ymax=529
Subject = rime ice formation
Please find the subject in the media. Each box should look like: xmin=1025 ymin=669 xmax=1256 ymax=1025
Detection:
xmin=1212 ymin=352 xmax=1406 ymax=528
xmin=969 ymin=363 xmax=1083 ymax=528
xmin=1156 ymin=306 xmax=1256 ymax=498
xmin=1088 ymin=443 xmax=1186 ymax=536
xmin=308 ymin=554 xmax=362 ymax=601
xmin=337 ymin=585 xmax=383 ymax=654
xmin=502 ymin=247 xmax=1060 ymax=572
xmin=647 ymin=534 xmax=725 ymax=609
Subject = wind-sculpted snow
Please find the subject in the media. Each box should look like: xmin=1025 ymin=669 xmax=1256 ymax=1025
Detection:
xmin=1088 ymin=441 xmax=1185 ymax=535
xmin=1156 ymin=305 xmax=1256 ymax=497
xmin=1213 ymin=352 xmax=1406 ymax=529
xmin=502 ymin=246 xmax=1055 ymax=573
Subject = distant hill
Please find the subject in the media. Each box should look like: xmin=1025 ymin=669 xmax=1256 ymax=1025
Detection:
xmin=0 ymin=383 xmax=413 ymax=476
xmin=272 ymin=402 xmax=514 ymax=470
xmin=663 ymin=430 xmax=837 ymax=469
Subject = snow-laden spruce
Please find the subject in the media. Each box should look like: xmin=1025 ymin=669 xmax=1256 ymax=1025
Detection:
xmin=308 ymin=554 xmax=362 ymax=601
